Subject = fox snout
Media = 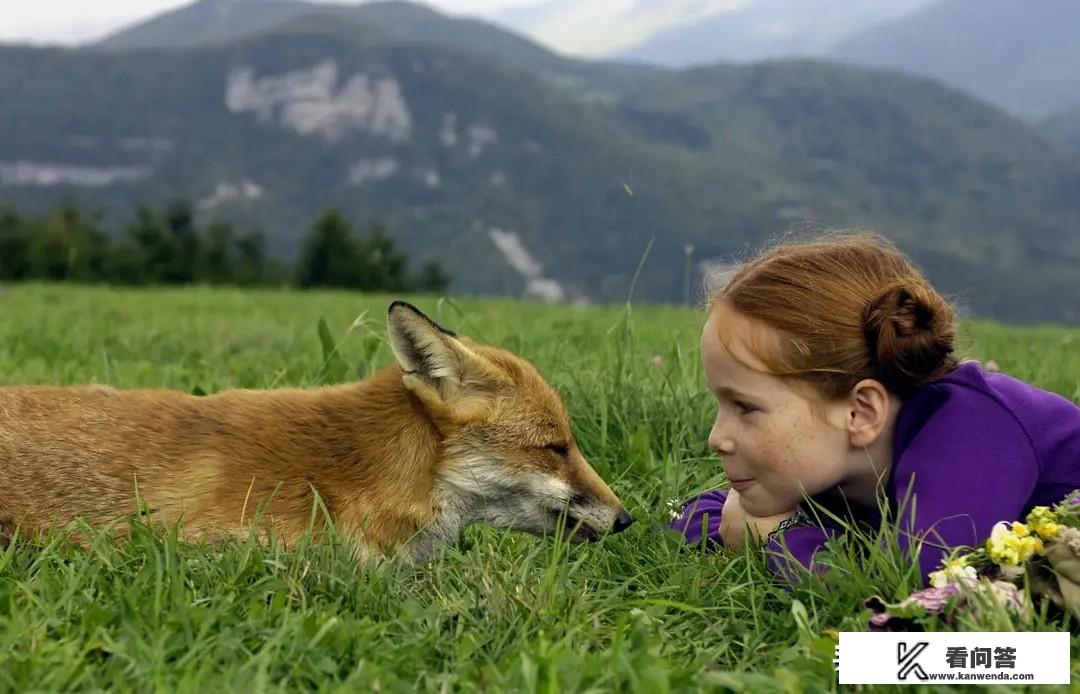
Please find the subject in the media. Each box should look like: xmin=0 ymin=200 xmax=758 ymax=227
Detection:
xmin=551 ymin=489 xmax=634 ymax=543
xmin=552 ymin=508 xmax=634 ymax=542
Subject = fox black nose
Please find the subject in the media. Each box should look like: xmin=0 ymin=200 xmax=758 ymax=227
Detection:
xmin=612 ymin=510 xmax=635 ymax=533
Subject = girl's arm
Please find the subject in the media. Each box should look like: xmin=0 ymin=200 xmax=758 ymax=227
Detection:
xmin=671 ymin=490 xmax=820 ymax=574
xmin=671 ymin=488 xmax=837 ymax=579
xmin=719 ymin=490 xmax=799 ymax=549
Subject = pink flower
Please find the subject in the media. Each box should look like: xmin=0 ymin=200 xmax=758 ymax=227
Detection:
xmin=865 ymin=579 xmax=1026 ymax=631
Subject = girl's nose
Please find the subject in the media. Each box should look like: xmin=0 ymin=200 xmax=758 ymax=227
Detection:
xmin=708 ymin=419 xmax=735 ymax=456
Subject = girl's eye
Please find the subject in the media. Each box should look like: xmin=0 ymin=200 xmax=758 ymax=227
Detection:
xmin=734 ymin=400 xmax=759 ymax=415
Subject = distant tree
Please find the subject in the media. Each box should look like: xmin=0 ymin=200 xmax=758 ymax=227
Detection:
xmin=0 ymin=200 xmax=448 ymax=293
xmin=26 ymin=203 xmax=110 ymax=281
xmin=197 ymin=220 xmax=237 ymax=284
xmin=233 ymin=229 xmax=269 ymax=285
xmin=413 ymin=258 xmax=451 ymax=293
xmin=294 ymin=210 xmax=451 ymax=293
xmin=0 ymin=206 xmax=30 ymax=280
xmin=295 ymin=208 xmax=362 ymax=289
xmin=354 ymin=219 xmax=410 ymax=292
xmin=162 ymin=199 xmax=199 ymax=284
xmin=120 ymin=200 xmax=202 ymax=284
xmin=125 ymin=204 xmax=170 ymax=283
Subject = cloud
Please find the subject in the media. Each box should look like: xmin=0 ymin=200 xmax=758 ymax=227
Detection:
xmin=0 ymin=0 xmax=192 ymax=44
xmin=322 ymin=0 xmax=542 ymax=14
xmin=0 ymin=0 xmax=752 ymax=55
xmin=0 ymin=0 xmax=548 ymax=44
xmin=499 ymin=0 xmax=752 ymax=56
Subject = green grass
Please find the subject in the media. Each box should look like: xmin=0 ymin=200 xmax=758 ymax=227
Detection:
xmin=1 ymin=284 xmax=1078 ymax=692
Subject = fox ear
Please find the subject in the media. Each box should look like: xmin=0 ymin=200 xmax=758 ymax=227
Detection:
xmin=387 ymin=301 xmax=494 ymax=403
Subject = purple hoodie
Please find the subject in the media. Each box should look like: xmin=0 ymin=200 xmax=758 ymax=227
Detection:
xmin=670 ymin=362 xmax=1080 ymax=583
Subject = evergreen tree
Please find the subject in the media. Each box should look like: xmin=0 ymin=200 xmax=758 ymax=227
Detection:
xmin=295 ymin=208 xmax=362 ymax=289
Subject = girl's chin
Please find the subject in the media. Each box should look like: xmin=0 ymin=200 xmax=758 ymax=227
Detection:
xmin=741 ymin=493 xmax=795 ymax=518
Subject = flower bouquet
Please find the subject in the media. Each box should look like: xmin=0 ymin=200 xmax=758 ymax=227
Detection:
xmin=866 ymin=491 xmax=1080 ymax=630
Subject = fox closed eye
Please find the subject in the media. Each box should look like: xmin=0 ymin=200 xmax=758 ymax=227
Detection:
xmin=544 ymin=443 xmax=569 ymax=457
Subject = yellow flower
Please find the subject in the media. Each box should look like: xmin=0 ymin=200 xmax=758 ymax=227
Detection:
xmin=986 ymin=520 xmax=1047 ymax=568
xmin=946 ymin=556 xmax=968 ymax=569
xmin=1032 ymin=521 xmax=1063 ymax=541
xmin=1027 ymin=506 xmax=1057 ymax=525
xmin=986 ymin=522 xmax=1023 ymax=566
xmin=1018 ymin=535 xmax=1044 ymax=562
xmin=1026 ymin=507 xmax=1064 ymax=540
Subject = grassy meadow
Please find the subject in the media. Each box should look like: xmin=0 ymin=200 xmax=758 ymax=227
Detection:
xmin=1 ymin=284 xmax=1078 ymax=692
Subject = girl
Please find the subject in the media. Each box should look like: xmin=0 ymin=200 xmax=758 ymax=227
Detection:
xmin=670 ymin=233 xmax=1080 ymax=583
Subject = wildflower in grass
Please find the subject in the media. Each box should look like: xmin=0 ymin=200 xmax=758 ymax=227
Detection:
xmin=985 ymin=521 xmax=1043 ymax=567
xmin=903 ymin=582 xmax=966 ymax=612
xmin=1026 ymin=506 xmax=1063 ymax=541
xmin=928 ymin=556 xmax=978 ymax=588
xmin=865 ymin=583 xmax=966 ymax=631
xmin=866 ymin=579 xmax=1027 ymax=631
xmin=666 ymin=498 xmax=684 ymax=521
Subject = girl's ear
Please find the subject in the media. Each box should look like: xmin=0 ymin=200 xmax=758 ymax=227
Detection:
xmin=846 ymin=379 xmax=894 ymax=448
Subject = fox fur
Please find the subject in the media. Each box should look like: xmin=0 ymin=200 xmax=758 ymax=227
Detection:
xmin=0 ymin=301 xmax=631 ymax=560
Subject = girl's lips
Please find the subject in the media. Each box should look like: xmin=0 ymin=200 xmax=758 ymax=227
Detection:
xmin=729 ymin=478 xmax=754 ymax=491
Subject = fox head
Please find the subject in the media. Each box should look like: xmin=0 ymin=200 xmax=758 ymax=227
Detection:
xmin=387 ymin=301 xmax=633 ymax=544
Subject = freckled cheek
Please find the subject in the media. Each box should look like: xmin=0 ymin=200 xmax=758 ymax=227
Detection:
xmin=784 ymin=431 xmax=844 ymax=492
xmin=771 ymin=450 xmax=807 ymax=488
xmin=748 ymin=428 xmax=810 ymax=474
xmin=744 ymin=434 xmax=795 ymax=478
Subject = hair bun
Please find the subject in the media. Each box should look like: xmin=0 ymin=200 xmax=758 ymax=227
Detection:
xmin=862 ymin=281 xmax=956 ymax=396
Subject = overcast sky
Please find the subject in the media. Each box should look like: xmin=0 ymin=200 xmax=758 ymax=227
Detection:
xmin=0 ymin=0 xmax=751 ymax=56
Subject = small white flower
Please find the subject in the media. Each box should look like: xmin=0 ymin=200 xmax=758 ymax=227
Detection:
xmin=666 ymin=498 xmax=683 ymax=521
xmin=999 ymin=565 xmax=1025 ymax=581
xmin=929 ymin=563 xmax=977 ymax=588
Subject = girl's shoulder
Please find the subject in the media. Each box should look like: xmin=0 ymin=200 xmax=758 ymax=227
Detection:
xmin=898 ymin=360 xmax=1080 ymax=470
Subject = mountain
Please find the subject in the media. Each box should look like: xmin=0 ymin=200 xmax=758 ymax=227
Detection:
xmin=98 ymin=0 xmax=310 ymax=50
xmin=1040 ymin=109 xmax=1080 ymax=157
xmin=3 ymin=17 xmax=683 ymax=304
xmin=830 ymin=0 xmax=1080 ymax=117
xmin=615 ymin=0 xmax=933 ymax=66
xmin=2 ymin=1 xmax=1080 ymax=322
xmin=99 ymin=0 xmax=657 ymax=100
xmin=615 ymin=60 xmax=1080 ymax=321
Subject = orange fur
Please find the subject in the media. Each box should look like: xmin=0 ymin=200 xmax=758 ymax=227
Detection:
xmin=0 ymin=302 xmax=631 ymax=559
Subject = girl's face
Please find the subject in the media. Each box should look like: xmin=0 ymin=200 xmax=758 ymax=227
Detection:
xmin=700 ymin=306 xmax=856 ymax=517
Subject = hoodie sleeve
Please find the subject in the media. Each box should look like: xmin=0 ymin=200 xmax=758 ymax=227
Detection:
xmin=670 ymin=490 xmax=837 ymax=580
xmin=763 ymin=522 xmax=837 ymax=582
xmin=669 ymin=489 xmax=727 ymax=547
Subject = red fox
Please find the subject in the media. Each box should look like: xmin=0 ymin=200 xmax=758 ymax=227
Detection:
xmin=0 ymin=301 xmax=632 ymax=560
